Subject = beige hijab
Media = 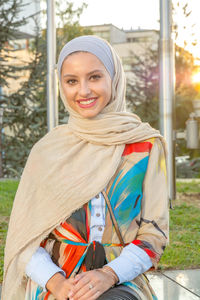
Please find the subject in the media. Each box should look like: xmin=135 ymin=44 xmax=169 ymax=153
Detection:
xmin=2 ymin=36 xmax=164 ymax=299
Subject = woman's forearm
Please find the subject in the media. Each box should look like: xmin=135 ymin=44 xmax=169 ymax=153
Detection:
xmin=25 ymin=247 xmax=66 ymax=290
xmin=106 ymin=243 xmax=152 ymax=283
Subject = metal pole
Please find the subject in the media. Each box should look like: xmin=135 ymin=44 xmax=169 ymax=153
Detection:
xmin=159 ymin=0 xmax=176 ymax=201
xmin=47 ymin=0 xmax=58 ymax=131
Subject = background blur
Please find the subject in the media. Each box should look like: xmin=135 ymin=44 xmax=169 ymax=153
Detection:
xmin=0 ymin=0 xmax=200 ymax=178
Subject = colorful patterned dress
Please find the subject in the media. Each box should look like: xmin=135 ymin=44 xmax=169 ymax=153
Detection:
xmin=25 ymin=138 xmax=168 ymax=300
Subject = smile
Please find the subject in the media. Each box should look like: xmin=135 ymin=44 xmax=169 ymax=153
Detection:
xmin=77 ymin=97 xmax=98 ymax=108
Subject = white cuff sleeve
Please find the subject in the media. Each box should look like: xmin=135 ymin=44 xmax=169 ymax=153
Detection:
xmin=106 ymin=243 xmax=152 ymax=284
xmin=25 ymin=247 xmax=66 ymax=291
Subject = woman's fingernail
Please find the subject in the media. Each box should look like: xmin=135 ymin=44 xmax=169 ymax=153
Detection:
xmin=68 ymin=292 xmax=73 ymax=297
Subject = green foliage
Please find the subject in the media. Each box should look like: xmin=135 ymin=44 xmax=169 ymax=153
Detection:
xmin=0 ymin=179 xmax=19 ymax=280
xmin=126 ymin=46 xmax=159 ymax=129
xmin=126 ymin=43 xmax=197 ymax=134
xmin=2 ymin=1 xmax=92 ymax=177
xmin=126 ymin=1 xmax=198 ymax=143
xmin=175 ymin=45 xmax=197 ymax=130
xmin=0 ymin=0 xmax=26 ymax=93
xmin=0 ymin=220 xmax=7 ymax=281
xmin=0 ymin=180 xmax=19 ymax=214
xmin=2 ymin=23 xmax=47 ymax=177
xmin=56 ymin=1 xmax=91 ymax=54
xmin=0 ymin=0 xmax=29 ymax=178
xmin=172 ymin=1 xmax=196 ymax=49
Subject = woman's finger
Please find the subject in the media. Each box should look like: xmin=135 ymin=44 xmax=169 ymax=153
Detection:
xmin=69 ymin=269 xmax=114 ymax=300
xmin=69 ymin=274 xmax=91 ymax=297
xmin=69 ymin=283 xmax=100 ymax=300
xmin=73 ymin=272 xmax=87 ymax=284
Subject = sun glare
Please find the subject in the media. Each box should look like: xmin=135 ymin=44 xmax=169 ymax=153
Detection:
xmin=192 ymin=72 xmax=200 ymax=83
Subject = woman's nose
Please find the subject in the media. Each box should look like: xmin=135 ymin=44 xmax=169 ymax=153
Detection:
xmin=79 ymin=81 xmax=91 ymax=97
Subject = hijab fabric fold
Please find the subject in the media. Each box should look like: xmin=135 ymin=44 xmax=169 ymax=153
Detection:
xmin=2 ymin=35 xmax=165 ymax=300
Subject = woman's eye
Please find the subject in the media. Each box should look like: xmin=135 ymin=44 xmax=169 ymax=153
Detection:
xmin=66 ymin=79 xmax=77 ymax=85
xmin=90 ymin=74 xmax=101 ymax=80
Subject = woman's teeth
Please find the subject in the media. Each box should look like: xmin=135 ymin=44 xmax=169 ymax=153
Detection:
xmin=79 ymin=99 xmax=96 ymax=104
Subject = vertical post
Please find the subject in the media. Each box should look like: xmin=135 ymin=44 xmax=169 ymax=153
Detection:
xmin=159 ymin=0 xmax=176 ymax=201
xmin=47 ymin=0 xmax=58 ymax=131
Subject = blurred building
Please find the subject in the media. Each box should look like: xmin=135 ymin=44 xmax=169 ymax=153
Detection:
xmin=3 ymin=31 xmax=35 ymax=96
xmin=85 ymin=24 xmax=159 ymax=75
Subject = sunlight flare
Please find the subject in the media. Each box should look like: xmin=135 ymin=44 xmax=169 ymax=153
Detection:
xmin=192 ymin=72 xmax=200 ymax=83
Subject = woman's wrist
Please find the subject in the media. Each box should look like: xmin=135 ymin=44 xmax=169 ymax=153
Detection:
xmin=98 ymin=266 xmax=119 ymax=286
xmin=46 ymin=272 xmax=66 ymax=294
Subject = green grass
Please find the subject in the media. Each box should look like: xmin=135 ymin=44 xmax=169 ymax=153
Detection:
xmin=0 ymin=179 xmax=199 ymax=282
xmin=176 ymin=179 xmax=200 ymax=193
xmin=0 ymin=180 xmax=19 ymax=282
xmin=159 ymin=202 xmax=200 ymax=269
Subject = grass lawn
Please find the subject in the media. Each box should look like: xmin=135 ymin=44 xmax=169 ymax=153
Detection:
xmin=0 ymin=180 xmax=19 ymax=282
xmin=0 ymin=179 xmax=200 ymax=283
xmin=159 ymin=202 xmax=200 ymax=269
xmin=159 ymin=180 xmax=200 ymax=270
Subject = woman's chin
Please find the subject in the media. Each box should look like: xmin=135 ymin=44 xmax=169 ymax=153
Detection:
xmin=75 ymin=106 xmax=100 ymax=119
xmin=79 ymin=111 xmax=99 ymax=118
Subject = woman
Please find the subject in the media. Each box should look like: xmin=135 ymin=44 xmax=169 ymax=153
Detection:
xmin=2 ymin=35 xmax=168 ymax=300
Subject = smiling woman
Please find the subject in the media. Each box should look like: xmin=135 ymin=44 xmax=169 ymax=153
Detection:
xmin=61 ymin=52 xmax=112 ymax=118
xmin=2 ymin=35 xmax=168 ymax=300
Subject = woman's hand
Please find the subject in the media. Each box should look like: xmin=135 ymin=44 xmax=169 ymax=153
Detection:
xmin=46 ymin=272 xmax=74 ymax=300
xmin=68 ymin=268 xmax=118 ymax=300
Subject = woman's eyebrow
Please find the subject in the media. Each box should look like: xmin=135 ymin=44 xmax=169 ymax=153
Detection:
xmin=63 ymin=69 xmax=104 ymax=78
xmin=63 ymin=73 xmax=77 ymax=78
xmin=87 ymin=69 xmax=104 ymax=75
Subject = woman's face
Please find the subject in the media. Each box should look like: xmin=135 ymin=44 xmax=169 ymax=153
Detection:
xmin=61 ymin=52 xmax=112 ymax=118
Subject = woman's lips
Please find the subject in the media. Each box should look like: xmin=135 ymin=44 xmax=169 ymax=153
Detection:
xmin=77 ymin=97 xmax=98 ymax=108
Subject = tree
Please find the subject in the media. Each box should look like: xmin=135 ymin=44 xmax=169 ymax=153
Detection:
xmin=172 ymin=1 xmax=197 ymax=54
xmin=126 ymin=44 xmax=159 ymax=129
xmin=0 ymin=0 xmax=27 ymax=177
xmin=0 ymin=0 xmax=26 ymax=101
xmin=175 ymin=45 xmax=197 ymax=129
xmin=2 ymin=1 xmax=92 ymax=177
xmin=172 ymin=0 xmax=198 ymax=131
xmin=126 ymin=2 xmax=199 ymax=136
xmin=2 ymin=22 xmax=47 ymax=177
xmin=126 ymin=43 xmax=197 ymax=127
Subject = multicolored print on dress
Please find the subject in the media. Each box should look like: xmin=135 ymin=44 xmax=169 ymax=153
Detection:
xmin=25 ymin=138 xmax=168 ymax=300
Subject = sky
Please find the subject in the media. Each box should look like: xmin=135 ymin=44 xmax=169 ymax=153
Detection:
xmin=74 ymin=0 xmax=160 ymax=30
xmin=37 ymin=0 xmax=200 ymax=62
xmin=70 ymin=0 xmax=200 ymax=61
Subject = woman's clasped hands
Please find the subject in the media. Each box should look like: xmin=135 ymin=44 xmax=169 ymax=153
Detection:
xmin=47 ymin=268 xmax=117 ymax=300
xmin=68 ymin=268 xmax=117 ymax=300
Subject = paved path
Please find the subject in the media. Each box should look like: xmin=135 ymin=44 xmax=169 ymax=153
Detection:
xmin=147 ymin=269 xmax=200 ymax=300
